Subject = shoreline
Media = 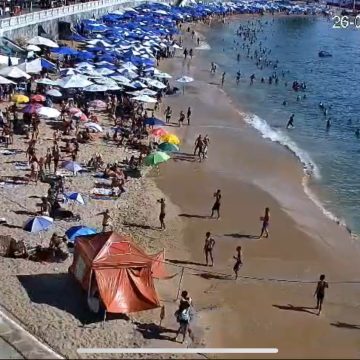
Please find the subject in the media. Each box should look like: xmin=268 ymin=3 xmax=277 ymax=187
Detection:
xmin=153 ymin=17 xmax=360 ymax=358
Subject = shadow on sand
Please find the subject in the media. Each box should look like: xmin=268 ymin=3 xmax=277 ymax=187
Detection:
xmin=224 ymin=233 xmax=260 ymax=239
xmin=179 ymin=213 xmax=209 ymax=219
xmin=194 ymin=272 xmax=231 ymax=281
xmin=272 ymin=304 xmax=317 ymax=315
xmin=123 ymin=222 xmax=156 ymax=230
xmin=330 ymin=322 xmax=360 ymax=330
xmin=134 ymin=322 xmax=177 ymax=341
xmin=167 ymin=258 xmax=205 ymax=267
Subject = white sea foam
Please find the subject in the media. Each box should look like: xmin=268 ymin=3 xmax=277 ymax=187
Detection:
xmin=243 ymin=112 xmax=354 ymax=235
xmin=195 ymin=42 xmax=211 ymax=50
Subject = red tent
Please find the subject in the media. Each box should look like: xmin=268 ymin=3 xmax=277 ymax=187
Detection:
xmin=68 ymin=231 xmax=166 ymax=314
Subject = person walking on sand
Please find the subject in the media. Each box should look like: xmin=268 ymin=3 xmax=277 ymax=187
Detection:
xmin=314 ymin=274 xmax=328 ymax=315
xmin=164 ymin=106 xmax=172 ymax=124
xmin=193 ymin=134 xmax=203 ymax=156
xmin=97 ymin=209 xmax=113 ymax=232
xmin=174 ymin=291 xmax=195 ymax=344
xmin=211 ymin=189 xmax=221 ymax=219
xmin=187 ymin=107 xmax=192 ymax=125
xmin=157 ymin=198 xmax=166 ymax=230
xmin=178 ymin=110 xmax=185 ymax=127
xmin=259 ymin=207 xmax=270 ymax=238
xmin=204 ymin=231 xmax=215 ymax=266
xmin=233 ymin=246 xmax=243 ymax=279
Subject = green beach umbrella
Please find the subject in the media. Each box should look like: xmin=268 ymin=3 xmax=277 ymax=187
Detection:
xmin=144 ymin=151 xmax=170 ymax=166
xmin=158 ymin=142 xmax=179 ymax=153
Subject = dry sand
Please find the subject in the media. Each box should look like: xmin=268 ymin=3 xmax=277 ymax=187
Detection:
xmin=0 ymin=14 xmax=359 ymax=360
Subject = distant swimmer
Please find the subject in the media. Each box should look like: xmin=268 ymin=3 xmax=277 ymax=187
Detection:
xmin=348 ymin=118 xmax=352 ymax=125
xmin=236 ymin=71 xmax=241 ymax=86
xmin=237 ymin=53 xmax=240 ymax=62
xmin=282 ymin=100 xmax=287 ymax=106
xmin=250 ymin=73 xmax=255 ymax=85
xmin=356 ymin=128 xmax=360 ymax=138
xmin=319 ymin=102 xmax=324 ymax=110
xmin=286 ymin=114 xmax=295 ymax=129
xmin=314 ymin=274 xmax=328 ymax=315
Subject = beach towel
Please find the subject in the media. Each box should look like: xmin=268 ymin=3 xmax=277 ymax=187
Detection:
xmin=90 ymin=187 xmax=120 ymax=196
xmin=0 ymin=149 xmax=21 ymax=156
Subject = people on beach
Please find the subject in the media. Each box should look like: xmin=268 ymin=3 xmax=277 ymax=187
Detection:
xmin=286 ymin=114 xmax=295 ymax=129
xmin=194 ymin=134 xmax=203 ymax=156
xmin=210 ymin=62 xmax=217 ymax=74
xmin=204 ymin=231 xmax=215 ymax=266
xmin=314 ymin=274 xmax=328 ymax=315
xmin=179 ymin=110 xmax=185 ymax=127
xmin=157 ymin=198 xmax=166 ymax=230
xmin=97 ymin=209 xmax=113 ymax=232
xmin=221 ymin=72 xmax=226 ymax=87
xmin=211 ymin=189 xmax=221 ymax=219
xmin=164 ymin=106 xmax=172 ymax=124
xmin=233 ymin=246 xmax=243 ymax=279
xmin=259 ymin=207 xmax=270 ymax=238
xmin=174 ymin=290 xmax=195 ymax=344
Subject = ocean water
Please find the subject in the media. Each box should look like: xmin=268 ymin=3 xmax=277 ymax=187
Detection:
xmin=202 ymin=15 xmax=360 ymax=234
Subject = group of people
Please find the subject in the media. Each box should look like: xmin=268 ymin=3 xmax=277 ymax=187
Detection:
xmin=193 ymin=134 xmax=210 ymax=162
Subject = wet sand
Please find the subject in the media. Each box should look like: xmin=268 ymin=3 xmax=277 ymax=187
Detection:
xmin=154 ymin=21 xmax=360 ymax=358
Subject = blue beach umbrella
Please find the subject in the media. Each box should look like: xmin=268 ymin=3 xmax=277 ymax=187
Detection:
xmin=66 ymin=192 xmax=86 ymax=205
xmin=24 ymin=216 xmax=54 ymax=233
xmin=65 ymin=225 xmax=97 ymax=243
xmin=144 ymin=117 xmax=165 ymax=126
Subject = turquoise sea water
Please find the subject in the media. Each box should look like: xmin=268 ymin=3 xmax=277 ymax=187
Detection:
xmin=203 ymin=15 xmax=360 ymax=234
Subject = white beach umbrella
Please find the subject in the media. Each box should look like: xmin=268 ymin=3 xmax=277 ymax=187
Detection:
xmin=130 ymin=80 xmax=147 ymax=89
xmin=84 ymin=122 xmax=103 ymax=132
xmin=120 ymin=62 xmax=138 ymax=71
xmin=155 ymin=70 xmax=172 ymax=79
xmin=105 ymin=83 xmax=121 ymax=91
xmin=37 ymin=107 xmax=61 ymax=118
xmin=146 ymin=79 xmax=166 ymax=89
xmin=0 ymin=66 xmax=30 ymax=79
xmin=0 ymin=75 xmax=15 ymax=85
xmin=46 ymin=89 xmax=62 ymax=97
xmin=176 ymin=76 xmax=194 ymax=83
xmin=133 ymin=88 xmax=157 ymax=96
xmin=84 ymin=84 xmax=108 ymax=92
xmin=94 ymin=68 xmax=115 ymax=76
xmin=60 ymin=68 xmax=78 ymax=76
xmin=173 ymin=44 xmax=183 ymax=49
xmin=132 ymin=95 xmax=157 ymax=103
xmin=28 ymin=36 xmax=58 ymax=48
xmin=26 ymin=44 xmax=41 ymax=52
xmin=75 ymin=62 xmax=95 ymax=69
xmin=36 ymin=78 xmax=57 ymax=86
xmin=57 ymin=75 xmax=93 ymax=89
xmin=18 ymin=60 xmax=42 ymax=74
xmin=117 ymin=68 xmax=138 ymax=79
xmin=94 ymin=77 xmax=117 ymax=85
xmin=111 ymin=75 xmax=131 ymax=85
xmin=95 ymin=61 xmax=113 ymax=66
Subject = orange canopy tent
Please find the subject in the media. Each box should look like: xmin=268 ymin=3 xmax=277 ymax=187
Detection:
xmin=68 ymin=231 xmax=167 ymax=314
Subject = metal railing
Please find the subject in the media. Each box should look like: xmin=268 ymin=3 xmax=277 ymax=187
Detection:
xmin=0 ymin=0 xmax=131 ymax=30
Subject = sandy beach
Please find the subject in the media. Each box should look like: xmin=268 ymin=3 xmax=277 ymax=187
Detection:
xmin=0 ymin=7 xmax=359 ymax=360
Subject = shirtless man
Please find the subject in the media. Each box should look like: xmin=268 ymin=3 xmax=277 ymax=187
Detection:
xmin=204 ymin=232 xmax=215 ymax=266
xmin=193 ymin=135 xmax=203 ymax=156
xmin=211 ymin=189 xmax=222 ymax=219
xmin=97 ymin=209 xmax=112 ymax=232
xmin=157 ymin=198 xmax=166 ymax=230
xmin=314 ymin=274 xmax=328 ymax=315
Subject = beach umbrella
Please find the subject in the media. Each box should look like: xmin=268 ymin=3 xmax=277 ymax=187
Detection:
xmin=89 ymin=100 xmax=107 ymax=109
xmin=129 ymin=80 xmax=147 ymax=89
xmin=158 ymin=142 xmax=179 ymax=152
xmin=105 ymin=83 xmax=121 ymax=91
xmin=146 ymin=78 xmax=166 ymax=89
xmin=120 ymin=62 xmax=138 ymax=71
xmin=62 ymin=161 xmax=83 ymax=174
xmin=94 ymin=68 xmax=115 ymax=76
xmin=84 ymin=84 xmax=108 ymax=92
xmin=84 ymin=122 xmax=103 ymax=132
xmin=57 ymin=75 xmax=93 ymax=89
xmin=133 ymin=88 xmax=157 ymax=96
xmin=26 ymin=44 xmax=41 ymax=52
xmin=51 ymin=46 xmax=78 ymax=55
xmin=132 ymin=95 xmax=157 ymax=103
xmin=12 ymin=94 xmax=29 ymax=104
xmin=144 ymin=117 xmax=165 ymax=126
xmin=69 ymin=107 xmax=82 ymax=114
xmin=66 ymin=192 xmax=86 ymax=205
xmin=117 ymin=68 xmax=138 ymax=79
xmin=151 ymin=128 xmax=168 ymax=137
xmin=65 ymin=225 xmax=97 ymax=243
xmin=154 ymin=70 xmax=172 ymax=79
xmin=28 ymin=36 xmax=59 ymax=48
xmin=31 ymin=94 xmax=46 ymax=102
xmin=23 ymin=216 xmax=54 ymax=233
xmin=161 ymin=133 xmax=180 ymax=145
xmin=37 ymin=107 xmax=61 ymax=119
xmin=0 ymin=66 xmax=30 ymax=79
xmin=143 ymin=151 xmax=170 ymax=166
xmin=36 ymin=78 xmax=57 ymax=86
xmin=60 ymin=68 xmax=78 ymax=76
xmin=46 ymin=89 xmax=62 ymax=97
xmin=0 ymin=76 xmax=15 ymax=85
xmin=23 ymin=103 xmax=42 ymax=114
xmin=111 ymin=74 xmax=131 ymax=85
xmin=176 ymin=76 xmax=194 ymax=94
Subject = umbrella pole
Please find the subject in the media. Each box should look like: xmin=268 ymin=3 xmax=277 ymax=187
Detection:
xmin=182 ymin=85 xmax=185 ymax=95
xmin=176 ymin=267 xmax=185 ymax=301
xmin=102 ymin=310 xmax=107 ymax=328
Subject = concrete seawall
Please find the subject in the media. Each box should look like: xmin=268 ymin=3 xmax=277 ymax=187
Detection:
xmin=0 ymin=0 xmax=173 ymax=40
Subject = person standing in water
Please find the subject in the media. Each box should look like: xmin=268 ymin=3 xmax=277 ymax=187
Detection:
xmin=221 ymin=72 xmax=226 ymax=87
xmin=314 ymin=274 xmax=328 ymax=315
xmin=211 ymin=189 xmax=222 ymax=219
xmin=355 ymin=128 xmax=359 ymax=138
xmin=259 ymin=207 xmax=270 ymax=238
xmin=286 ymin=114 xmax=295 ymax=129
xmin=204 ymin=232 xmax=215 ymax=266
xmin=233 ymin=246 xmax=243 ymax=279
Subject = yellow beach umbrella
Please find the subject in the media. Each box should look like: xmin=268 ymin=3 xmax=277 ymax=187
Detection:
xmin=161 ymin=133 xmax=180 ymax=145
xmin=12 ymin=94 xmax=29 ymax=104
